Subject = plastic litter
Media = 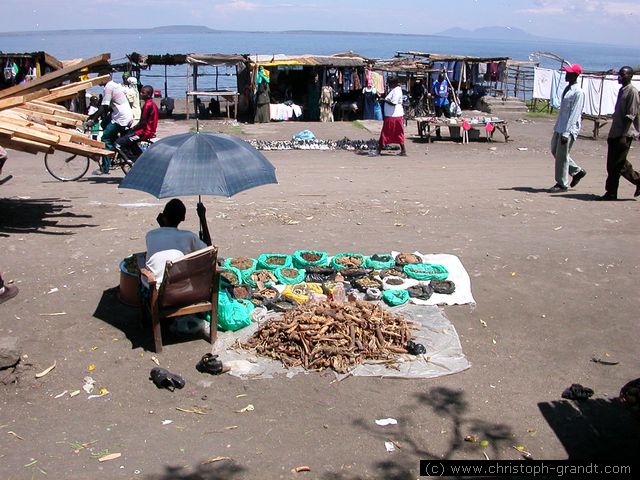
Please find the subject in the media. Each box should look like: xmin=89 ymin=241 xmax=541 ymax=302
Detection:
xmin=375 ymin=418 xmax=398 ymax=426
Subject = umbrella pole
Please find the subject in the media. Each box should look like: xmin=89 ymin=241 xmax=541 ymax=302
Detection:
xmin=197 ymin=195 xmax=212 ymax=246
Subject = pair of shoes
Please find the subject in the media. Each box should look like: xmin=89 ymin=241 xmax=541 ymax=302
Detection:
xmin=0 ymin=285 xmax=19 ymax=304
xmin=635 ymin=184 xmax=640 ymax=198
xmin=149 ymin=367 xmax=185 ymax=391
xmin=596 ymin=193 xmax=617 ymax=201
xmin=570 ymin=169 xmax=587 ymax=187
xmin=196 ymin=353 xmax=229 ymax=375
xmin=91 ymin=169 xmax=104 ymax=176
xmin=549 ymin=184 xmax=568 ymax=193
xmin=561 ymin=383 xmax=594 ymax=400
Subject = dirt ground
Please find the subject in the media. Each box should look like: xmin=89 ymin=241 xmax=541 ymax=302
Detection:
xmin=1 ymin=111 xmax=639 ymax=480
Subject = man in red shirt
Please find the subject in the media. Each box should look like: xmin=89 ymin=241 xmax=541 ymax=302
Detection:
xmin=115 ymin=85 xmax=159 ymax=161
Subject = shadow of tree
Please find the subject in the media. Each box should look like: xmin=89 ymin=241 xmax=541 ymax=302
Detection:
xmin=538 ymin=398 xmax=640 ymax=460
xmin=333 ymin=387 xmax=514 ymax=480
xmin=143 ymin=461 xmax=246 ymax=480
xmin=0 ymin=197 xmax=96 ymax=237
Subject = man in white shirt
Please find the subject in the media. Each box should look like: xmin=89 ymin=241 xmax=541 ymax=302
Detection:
xmin=375 ymin=77 xmax=407 ymax=156
xmin=549 ymin=64 xmax=587 ymax=192
xmin=145 ymin=199 xmax=212 ymax=287
xmin=87 ymin=73 xmax=133 ymax=174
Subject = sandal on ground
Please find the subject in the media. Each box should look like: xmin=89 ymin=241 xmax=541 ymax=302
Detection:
xmin=196 ymin=353 xmax=228 ymax=375
xmin=149 ymin=367 xmax=185 ymax=391
xmin=561 ymin=383 xmax=594 ymax=400
xmin=0 ymin=285 xmax=19 ymax=304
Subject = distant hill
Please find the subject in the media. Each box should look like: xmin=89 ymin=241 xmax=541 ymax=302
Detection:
xmin=437 ymin=26 xmax=542 ymax=41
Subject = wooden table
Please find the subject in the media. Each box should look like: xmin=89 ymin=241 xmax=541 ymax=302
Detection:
xmin=187 ymin=90 xmax=239 ymax=120
xmin=416 ymin=117 xmax=509 ymax=143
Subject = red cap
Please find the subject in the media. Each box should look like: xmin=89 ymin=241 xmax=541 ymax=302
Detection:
xmin=563 ymin=64 xmax=583 ymax=75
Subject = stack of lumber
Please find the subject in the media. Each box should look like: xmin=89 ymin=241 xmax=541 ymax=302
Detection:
xmin=0 ymin=53 xmax=114 ymax=158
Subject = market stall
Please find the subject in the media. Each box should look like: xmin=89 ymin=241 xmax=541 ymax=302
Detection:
xmin=416 ymin=115 xmax=509 ymax=143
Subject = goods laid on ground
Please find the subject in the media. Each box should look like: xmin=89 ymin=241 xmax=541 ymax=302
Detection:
xmin=243 ymin=299 xmax=417 ymax=373
xmin=248 ymin=138 xmax=378 ymax=151
xmin=0 ymin=53 xmax=113 ymax=159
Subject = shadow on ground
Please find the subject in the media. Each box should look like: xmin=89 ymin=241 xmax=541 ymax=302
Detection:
xmin=144 ymin=461 xmax=246 ymax=480
xmin=539 ymin=398 xmax=640 ymax=460
xmin=330 ymin=387 xmax=514 ymax=480
xmin=0 ymin=197 xmax=96 ymax=237
xmin=93 ymin=288 xmax=212 ymax=352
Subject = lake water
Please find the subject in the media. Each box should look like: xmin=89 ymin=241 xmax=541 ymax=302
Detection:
xmin=1 ymin=30 xmax=639 ymax=97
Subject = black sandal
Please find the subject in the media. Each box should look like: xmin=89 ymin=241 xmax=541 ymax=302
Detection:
xmin=196 ymin=353 xmax=226 ymax=375
xmin=149 ymin=367 xmax=185 ymax=391
xmin=561 ymin=383 xmax=594 ymax=400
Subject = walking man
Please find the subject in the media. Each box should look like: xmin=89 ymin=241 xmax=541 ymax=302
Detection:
xmin=599 ymin=66 xmax=640 ymax=200
xmin=376 ymin=77 xmax=407 ymax=156
xmin=549 ymin=64 xmax=587 ymax=192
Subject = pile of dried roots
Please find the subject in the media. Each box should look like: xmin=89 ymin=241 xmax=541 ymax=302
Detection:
xmin=243 ymin=300 xmax=416 ymax=373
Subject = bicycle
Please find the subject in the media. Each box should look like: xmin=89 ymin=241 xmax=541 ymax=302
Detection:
xmin=44 ymin=130 xmax=153 ymax=181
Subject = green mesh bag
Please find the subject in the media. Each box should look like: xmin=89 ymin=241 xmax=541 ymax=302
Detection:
xmin=364 ymin=253 xmax=395 ymax=270
xmin=292 ymin=250 xmax=329 ymax=268
xmin=330 ymin=253 xmax=367 ymax=270
xmin=274 ymin=266 xmax=306 ymax=285
xmin=216 ymin=291 xmax=255 ymax=332
xmin=382 ymin=289 xmax=410 ymax=306
xmin=403 ymin=263 xmax=449 ymax=281
xmin=257 ymin=254 xmax=293 ymax=271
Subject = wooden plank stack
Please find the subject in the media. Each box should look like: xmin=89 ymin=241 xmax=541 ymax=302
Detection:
xmin=0 ymin=53 xmax=115 ymax=158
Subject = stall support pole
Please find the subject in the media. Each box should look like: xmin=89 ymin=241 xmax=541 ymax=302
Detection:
xmin=186 ymin=63 xmax=190 ymax=120
xmin=164 ymin=64 xmax=168 ymax=98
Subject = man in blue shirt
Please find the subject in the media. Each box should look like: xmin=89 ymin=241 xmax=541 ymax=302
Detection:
xmin=549 ymin=64 xmax=587 ymax=192
xmin=432 ymin=72 xmax=451 ymax=118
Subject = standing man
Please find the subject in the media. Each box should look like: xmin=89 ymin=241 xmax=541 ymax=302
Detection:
xmin=599 ymin=66 xmax=640 ymax=200
xmin=549 ymin=64 xmax=587 ymax=192
xmin=115 ymin=85 xmax=159 ymax=162
xmin=87 ymin=72 xmax=133 ymax=175
xmin=432 ymin=72 xmax=451 ymax=118
xmin=376 ymin=77 xmax=407 ymax=156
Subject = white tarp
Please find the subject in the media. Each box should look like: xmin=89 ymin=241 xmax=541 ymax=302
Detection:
xmin=211 ymin=303 xmax=471 ymax=380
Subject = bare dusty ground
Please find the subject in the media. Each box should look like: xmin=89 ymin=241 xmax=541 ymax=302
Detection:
xmin=1 ymin=113 xmax=639 ymax=479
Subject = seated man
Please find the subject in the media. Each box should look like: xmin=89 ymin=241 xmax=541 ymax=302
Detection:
xmin=144 ymin=199 xmax=212 ymax=288
xmin=115 ymin=85 xmax=159 ymax=162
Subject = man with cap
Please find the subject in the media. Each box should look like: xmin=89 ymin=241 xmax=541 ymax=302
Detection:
xmin=598 ymin=66 xmax=640 ymax=200
xmin=548 ymin=64 xmax=587 ymax=192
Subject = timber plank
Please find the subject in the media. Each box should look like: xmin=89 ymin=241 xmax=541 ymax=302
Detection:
xmin=0 ymin=121 xmax=59 ymax=144
xmin=56 ymin=141 xmax=114 ymax=157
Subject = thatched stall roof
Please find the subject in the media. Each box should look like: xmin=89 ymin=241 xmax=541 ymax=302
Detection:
xmin=373 ymin=56 xmax=427 ymax=73
xmin=186 ymin=53 xmax=250 ymax=66
xmin=396 ymin=51 xmax=510 ymax=63
xmin=247 ymin=53 xmax=367 ymax=68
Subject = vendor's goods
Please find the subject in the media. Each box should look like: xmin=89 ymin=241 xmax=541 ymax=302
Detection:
xmin=267 ymin=297 xmax=299 ymax=312
xmin=407 ymin=284 xmax=434 ymax=300
xmin=257 ymin=253 xmax=293 ymax=270
xmin=219 ymin=268 xmax=242 ymax=287
xmin=406 ymin=340 xmax=427 ymax=355
xmin=275 ymin=267 xmax=306 ymax=285
xmin=246 ymin=269 xmax=277 ymax=288
xmin=282 ymin=283 xmax=324 ymax=304
xmin=341 ymin=268 xmax=371 ymax=279
xmin=382 ymin=289 xmax=410 ymax=306
xmin=403 ymin=263 xmax=449 ymax=281
xmin=243 ymin=299 xmax=417 ymax=373
xmin=149 ymin=367 xmax=185 ymax=391
xmin=620 ymin=378 xmax=640 ymax=421
xmin=353 ymin=276 xmax=382 ymax=293
xmin=305 ymin=265 xmax=337 ymax=283
xmin=218 ymin=291 xmax=254 ymax=332
xmin=381 ymin=276 xmax=410 ymax=290
xmin=293 ymin=250 xmax=329 ymax=268
xmin=365 ymin=254 xmax=395 ymax=270
xmin=365 ymin=287 xmax=383 ymax=301
xmin=395 ymin=253 xmax=422 ymax=266
xmin=430 ymin=279 xmax=456 ymax=294
xmin=378 ymin=267 xmax=407 ymax=279
xmin=232 ymin=285 xmax=251 ymax=300
xmin=123 ymin=255 xmax=140 ymax=275
xmin=256 ymin=286 xmax=279 ymax=301
xmin=227 ymin=257 xmax=256 ymax=271
xmin=331 ymin=253 xmax=366 ymax=269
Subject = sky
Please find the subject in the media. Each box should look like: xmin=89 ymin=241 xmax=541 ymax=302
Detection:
xmin=1 ymin=0 xmax=639 ymax=43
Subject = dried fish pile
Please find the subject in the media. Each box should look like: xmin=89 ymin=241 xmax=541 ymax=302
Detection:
xmin=248 ymin=138 xmax=379 ymax=151
xmin=243 ymin=300 xmax=417 ymax=373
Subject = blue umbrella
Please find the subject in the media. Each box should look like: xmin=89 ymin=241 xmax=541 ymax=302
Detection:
xmin=119 ymin=132 xmax=277 ymax=198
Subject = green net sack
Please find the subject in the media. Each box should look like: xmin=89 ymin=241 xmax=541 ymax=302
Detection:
xmin=292 ymin=250 xmax=329 ymax=268
xmin=216 ymin=291 xmax=255 ymax=332
xmin=257 ymin=254 xmax=293 ymax=271
xmin=364 ymin=253 xmax=395 ymax=270
xmin=274 ymin=267 xmax=306 ymax=285
xmin=218 ymin=267 xmax=243 ymax=287
xmin=330 ymin=253 xmax=367 ymax=270
xmin=223 ymin=257 xmax=257 ymax=283
xmin=382 ymin=289 xmax=410 ymax=306
xmin=403 ymin=263 xmax=449 ymax=281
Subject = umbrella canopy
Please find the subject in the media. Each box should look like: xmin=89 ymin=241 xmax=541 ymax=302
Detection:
xmin=119 ymin=132 xmax=277 ymax=198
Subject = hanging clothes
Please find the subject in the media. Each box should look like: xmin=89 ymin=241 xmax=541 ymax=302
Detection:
xmin=533 ymin=67 xmax=553 ymax=100
xmin=362 ymin=86 xmax=378 ymax=120
xmin=319 ymin=86 xmax=334 ymax=122
xmin=352 ymin=70 xmax=362 ymax=91
xmin=254 ymin=81 xmax=271 ymax=123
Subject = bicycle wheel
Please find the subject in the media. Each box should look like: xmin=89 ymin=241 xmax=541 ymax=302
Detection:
xmin=44 ymin=151 xmax=91 ymax=181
